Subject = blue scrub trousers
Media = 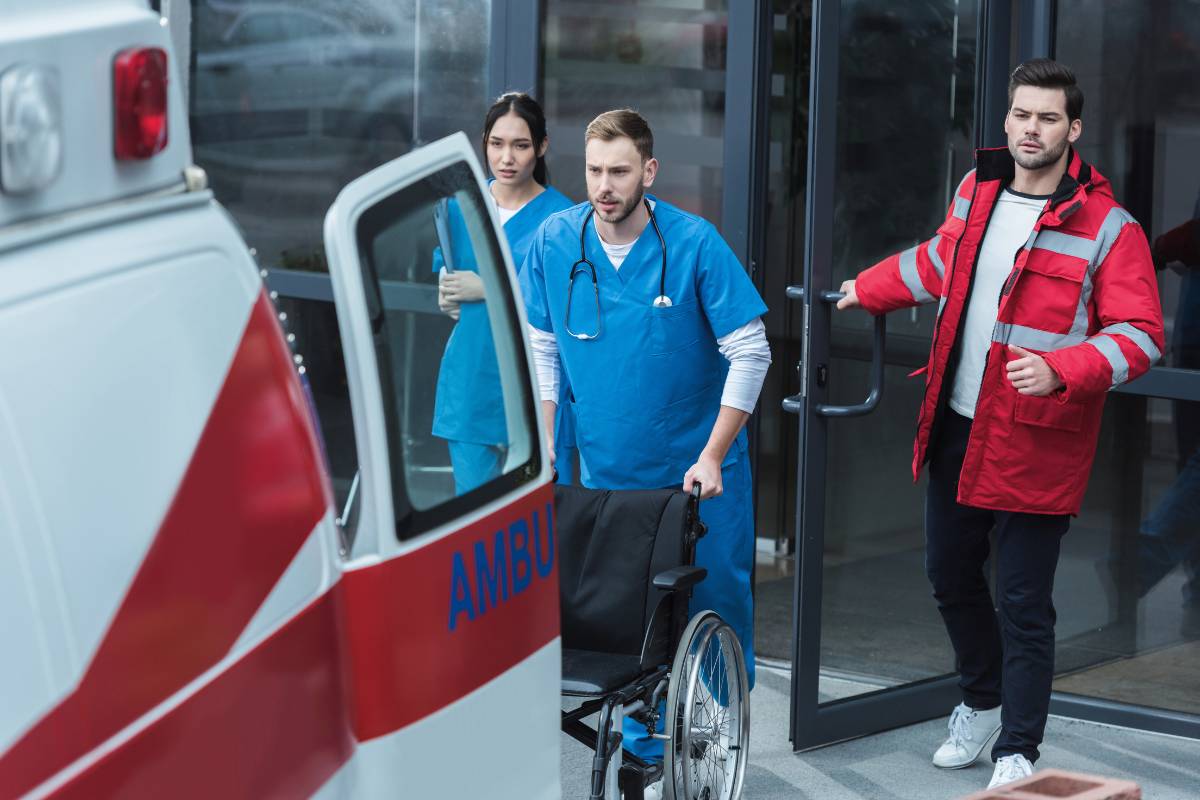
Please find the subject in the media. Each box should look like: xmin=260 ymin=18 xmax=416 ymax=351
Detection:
xmin=448 ymin=441 xmax=505 ymax=496
xmin=622 ymin=451 xmax=757 ymax=761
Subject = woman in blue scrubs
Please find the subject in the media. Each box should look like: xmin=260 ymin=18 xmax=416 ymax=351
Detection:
xmin=433 ymin=93 xmax=574 ymax=494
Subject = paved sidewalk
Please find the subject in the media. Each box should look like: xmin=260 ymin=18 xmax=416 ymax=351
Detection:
xmin=561 ymin=664 xmax=1200 ymax=799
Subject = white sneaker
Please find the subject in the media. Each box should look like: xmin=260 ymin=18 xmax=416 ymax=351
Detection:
xmin=642 ymin=778 xmax=664 ymax=800
xmin=988 ymin=754 xmax=1034 ymax=788
xmin=931 ymin=703 xmax=1002 ymax=769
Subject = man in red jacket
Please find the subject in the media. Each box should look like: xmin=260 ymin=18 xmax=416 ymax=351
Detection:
xmin=837 ymin=59 xmax=1164 ymax=789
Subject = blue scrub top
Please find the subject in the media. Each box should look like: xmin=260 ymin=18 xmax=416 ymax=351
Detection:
xmin=432 ymin=185 xmax=573 ymax=445
xmin=519 ymin=196 xmax=768 ymax=489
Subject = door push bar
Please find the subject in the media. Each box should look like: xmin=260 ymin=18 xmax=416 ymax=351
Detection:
xmin=781 ymin=285 xmax=886 ymax=418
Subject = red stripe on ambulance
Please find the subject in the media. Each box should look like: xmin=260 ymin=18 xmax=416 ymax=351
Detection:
xmin=341 ymin=483 xmax=559 ymax=741
xmin=38 ymin=487 xmax=558 ymax=797
xmin=0 ymin=291 xmax=330 ymax=799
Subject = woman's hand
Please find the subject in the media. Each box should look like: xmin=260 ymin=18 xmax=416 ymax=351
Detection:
xmin=437 ymin=284 xmax=461 ymax=320
xmin=440 ymin=271 xmax=486 ymax=303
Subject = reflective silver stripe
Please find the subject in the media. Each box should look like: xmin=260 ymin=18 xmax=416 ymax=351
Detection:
xmin=937 ymin=295 xmax=947 ymax=317
xmin=954 ymin=169 xmax=975 ymax=197
xmin=927 ymin=235 xmax=945 ymax=280
xmin=1022 ymin=230 xmax=1037 ymax=252
xmin=1028 ymin=208 xmax=1136 ymax=340
xmin=1086 ymin=335 xmax=1129 ymax=387
xmin=1070 ymin=269 xmax=1092 ymax=338
xmin=1098 ymin=322 xmax=1161 ymax=363
xmin=1094 ymin=206 xmax=1136 ymax=271
xmin=952 ymin=196 xmax=970 ymax=221
xmin=1033 ymin=229 xmax=1098 ymax=263
xmin=950 ymin=169 xmax=974 ymax=220
xmin=899 ymin=245 xmax=934 ymax=303
xmin=992 ymin=322 xmax=1086 ymax=352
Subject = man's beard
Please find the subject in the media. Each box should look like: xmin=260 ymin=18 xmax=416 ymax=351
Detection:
xmin=592 ymin=182 xmax=645 ymax=224
xmin=1010 ymin=136 xmax=1069 ymax=171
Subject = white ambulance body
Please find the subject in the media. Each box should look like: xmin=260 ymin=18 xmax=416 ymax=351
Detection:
xmin=0 ymin=2 xmax=560 ymax=797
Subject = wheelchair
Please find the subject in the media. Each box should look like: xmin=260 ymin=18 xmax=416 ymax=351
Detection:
xmin=556 ymin=483 xmax=750 ymax=800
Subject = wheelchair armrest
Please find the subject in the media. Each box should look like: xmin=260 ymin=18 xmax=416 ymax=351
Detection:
xmin=653 ymin=566 xmax=706 ymax=592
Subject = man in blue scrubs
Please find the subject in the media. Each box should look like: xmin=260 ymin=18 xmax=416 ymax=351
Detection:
xmin=520 ymin=109 xmax=772 ymax=763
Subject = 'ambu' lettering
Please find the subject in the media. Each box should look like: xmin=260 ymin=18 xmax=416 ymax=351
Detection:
xmin=448 ymin=502 xmax=555 ymax=630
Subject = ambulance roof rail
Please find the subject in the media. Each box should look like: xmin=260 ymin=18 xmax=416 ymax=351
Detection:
xmin=0 ymin=0 xmax=193 ymax=230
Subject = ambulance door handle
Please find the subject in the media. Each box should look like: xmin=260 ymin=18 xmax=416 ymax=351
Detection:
xmin=781 ymin=286 xmax=807 ymax=415
xmin=814 ymin=291 xmax=885 ymax=418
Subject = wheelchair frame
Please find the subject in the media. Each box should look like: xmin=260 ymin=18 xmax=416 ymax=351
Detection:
xmin=560 ymin=484 xmax=747 ymax=800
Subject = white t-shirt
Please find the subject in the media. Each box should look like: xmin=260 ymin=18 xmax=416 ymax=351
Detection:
xmin=949 ymin=188 xmax=1047 ymax=418
xmin=496 ymin=204 xmax=519 ymax=226
xmin=595 ymin=198 xmax=656 ymax=269
xmin=598 ymin=236 xmax=636 ymax=269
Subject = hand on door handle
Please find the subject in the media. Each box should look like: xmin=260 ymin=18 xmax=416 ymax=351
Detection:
xmin=834 ymin=279 xmax=860 ymax=310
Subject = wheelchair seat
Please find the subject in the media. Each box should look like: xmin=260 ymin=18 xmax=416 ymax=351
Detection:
xmin=561 ymin=650 xmax=644 ymax=696
xmin=555 ymin=484 xmax=696 ymax=697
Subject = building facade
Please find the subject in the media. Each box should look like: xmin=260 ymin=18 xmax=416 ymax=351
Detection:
xmin=165 ymin=0 xmax=1200 ymax=749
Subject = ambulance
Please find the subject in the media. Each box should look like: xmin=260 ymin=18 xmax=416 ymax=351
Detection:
xmin=0 ymin=1 xmax=560 ymax=797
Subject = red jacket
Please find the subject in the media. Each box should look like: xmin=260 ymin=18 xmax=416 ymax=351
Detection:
xmin=855 ymin=148 xmax=1164 ymax=515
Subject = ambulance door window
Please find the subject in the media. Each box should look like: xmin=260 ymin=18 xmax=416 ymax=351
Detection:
xmin=353 ymin=159 xmax=539 ymax=540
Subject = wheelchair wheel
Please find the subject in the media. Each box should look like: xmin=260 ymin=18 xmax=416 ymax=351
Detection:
xmin=663 ymin=611 xmax=749 ymax=800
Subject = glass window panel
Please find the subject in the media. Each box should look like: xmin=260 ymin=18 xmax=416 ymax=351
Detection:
xmin=814 ymin=0 xmax=978 ymax=698
xmin=188 ymin=0 xmax=491 ymax=274
xmin=353 ymin=162 xmax=538 ymax=538
xmin=1054 ymin=395 xmax=1200 ymax=714
xmin=1052 ymin=0 xmax=1200 ymax=715
xmin=542 ymin=0 xmax=728 ymax=226
xmin=752 ymin=1 xmax=812 ymax=664
xmin=1055 ymin=0 xmax=1200 ymax=375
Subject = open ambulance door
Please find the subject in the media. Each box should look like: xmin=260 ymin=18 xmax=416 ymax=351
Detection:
xmin=320 ymin=132 xmax=560 ymax=800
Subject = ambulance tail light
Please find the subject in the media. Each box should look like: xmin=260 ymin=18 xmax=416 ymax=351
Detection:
xmin=113 ymin=47 xmax=168 ymax=161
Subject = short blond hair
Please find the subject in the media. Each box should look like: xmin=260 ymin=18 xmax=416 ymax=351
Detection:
xmin=584 ymin=109 xmax=654 ymax=162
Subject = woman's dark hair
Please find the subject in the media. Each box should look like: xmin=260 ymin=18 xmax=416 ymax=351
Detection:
xmin=482 ymin=91 xmax=550 ymax=186
xmin=1008 ymin=58 xmax=1084 ymax=122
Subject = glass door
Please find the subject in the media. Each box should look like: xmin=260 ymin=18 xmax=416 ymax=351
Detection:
xmin=1046 ymin=0 xmax=1200 ymax=733
xmin=785 ymin=0 xmax=979 ymax=748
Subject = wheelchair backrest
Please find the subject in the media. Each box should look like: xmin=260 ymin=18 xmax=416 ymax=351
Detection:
xmin=554 ymin=485 xmax=693 ymax=655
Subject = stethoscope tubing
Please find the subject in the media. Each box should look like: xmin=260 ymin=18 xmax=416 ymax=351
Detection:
xmin=565 ymin=197 xmax=670 ymax=340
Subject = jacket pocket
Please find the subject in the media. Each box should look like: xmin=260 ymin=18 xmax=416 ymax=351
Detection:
xmin=1009 ymin=252 xmax=1088 ymax=331
xmin=1021 ymin=253 xmax=1088 ymax=282
xmin=1012 ymin=392 xmax=1083 ymax=432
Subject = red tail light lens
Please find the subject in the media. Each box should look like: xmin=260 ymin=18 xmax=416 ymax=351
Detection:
xmin=113 ymin=47 xmax=168 ymax=160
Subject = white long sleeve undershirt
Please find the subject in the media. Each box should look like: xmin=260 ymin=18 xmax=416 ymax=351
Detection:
xmin=528 ymin=317 xmax=771 ymax=414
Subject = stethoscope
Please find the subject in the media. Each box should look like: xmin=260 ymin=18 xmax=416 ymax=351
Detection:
xmin=565 ymin=197 xmax=670 ymax=341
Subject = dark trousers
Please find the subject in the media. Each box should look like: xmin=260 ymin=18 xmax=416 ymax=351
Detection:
xmin=926 ymin=410 xmax=1069 ymax=763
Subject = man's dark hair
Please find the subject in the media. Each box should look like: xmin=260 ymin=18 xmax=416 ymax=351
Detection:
xmin=1008 ymin=58 xmax=1084 ymax=121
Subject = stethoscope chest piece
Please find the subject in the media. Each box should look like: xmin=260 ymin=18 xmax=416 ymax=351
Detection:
xmin=652 ymin=295 xmax=673 ymax=308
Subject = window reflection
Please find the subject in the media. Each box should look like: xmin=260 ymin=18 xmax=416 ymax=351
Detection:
xmin=542 ymin=0 xmax=728 ymax=226
xmin=1050 ymin=0 xmax=1200 ymax=714
xmin=1056 ymin=396 xmax=1200 ymax=714
xmin=189 ymin=0 xmax=490 ymax=274
xmin=354 ymin=163 xmax=536 ymax=534
xmin=1056 ymin=0 xmax=1200 ymax=366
